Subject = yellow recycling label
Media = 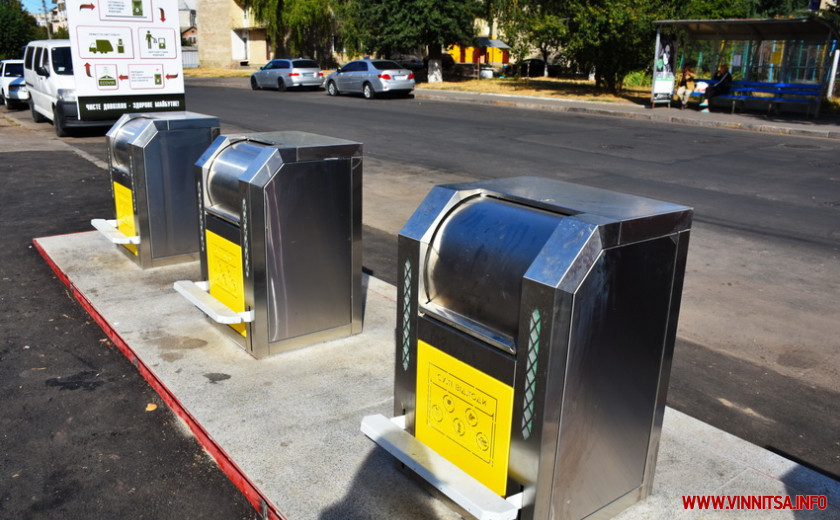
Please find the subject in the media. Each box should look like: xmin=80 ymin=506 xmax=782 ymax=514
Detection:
xmin=206 ymin=230 xmax=247 ymax=337
xmin=112 ymin=181 xmax=138 ymax=256
xmin=415 ymin=340 xmax=513 ymax=496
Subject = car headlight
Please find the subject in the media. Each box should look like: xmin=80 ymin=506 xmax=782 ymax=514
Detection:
xmin=57 ymin=88 xmax=77 ymax=102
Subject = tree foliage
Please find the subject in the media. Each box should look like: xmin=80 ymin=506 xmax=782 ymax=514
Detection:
xmin=247 ymin=0 xmax=817 ymax=85
xmin=248 ymin=0 xmax=284 ymax=46
xmin=675 ymin=0 xmax=750 ymax=19
xmin=246 ymin=0 xmax=333 ymax=64
xmin=495 ymin=0 xmax=806 ymax=93
xmin=563 ymin=0 xmax=666 ymax=92
xmin=498 ymin=1 xmax=567 ymax=74
xmin=335 ymin=0 xmax=480 ymax=58
xmin=0 ymin=0 xmax=38 ymax=60
xmin=284 ymin=0 xmax=333 ymax=62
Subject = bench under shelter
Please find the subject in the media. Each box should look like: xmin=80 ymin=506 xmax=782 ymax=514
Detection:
xmin=651 ymin=17 xmax=839 ymax=117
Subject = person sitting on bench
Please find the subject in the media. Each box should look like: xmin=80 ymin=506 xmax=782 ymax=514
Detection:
xmin=700 ymin=64 xmax=732 ymax=112
xmin=675 ymin=62 xmax=696 ymax=109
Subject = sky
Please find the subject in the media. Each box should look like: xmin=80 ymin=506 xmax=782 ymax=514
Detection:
xmin=24 ymin=0 xmax=53 ymax=17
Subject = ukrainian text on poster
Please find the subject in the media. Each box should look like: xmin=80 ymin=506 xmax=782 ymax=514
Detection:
xmin=67 ymin=0 xmax=185 ymax=120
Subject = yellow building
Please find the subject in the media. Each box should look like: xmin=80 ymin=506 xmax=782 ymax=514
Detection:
xmin=197 ymin=0 xmax=270 ymax=67
xmin=448 ymin=38 xmax=511 ymax=65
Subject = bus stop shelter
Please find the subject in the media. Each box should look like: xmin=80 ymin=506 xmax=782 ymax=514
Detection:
xmin=651 ymin=17 xmax=840 ymax=110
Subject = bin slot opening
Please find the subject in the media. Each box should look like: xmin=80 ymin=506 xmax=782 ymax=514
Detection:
xmin=423 ymin=196 xmax=565 ymax=353
xmin=419 ymin=302 xmax=516 ymax=354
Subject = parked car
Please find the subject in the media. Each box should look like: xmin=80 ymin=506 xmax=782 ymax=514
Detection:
xmin=250 ymin=58 xmax=324 ymax=91
xmin=422 ymin=54 xmax=455 ymax=70
xmin=0 ymin=59 xmax=28 ymax=109
xmin=515 ymin=59 xmax=561 ymax=78
xmin=325 ymin=59 xmax=415 ymax=99
xmin=391 ymin=55 xmax=424 ymax=71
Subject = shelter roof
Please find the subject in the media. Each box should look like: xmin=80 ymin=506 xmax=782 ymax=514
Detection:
xmin=654 ymin=17 xmax=839 ymax=41
xmin=475 ymin=38 xmax=511 ymax=49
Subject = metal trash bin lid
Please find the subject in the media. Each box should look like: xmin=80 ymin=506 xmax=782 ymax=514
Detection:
xmin=423 ymin=196 xmax=565 ymax=352
xmin=109 ymin=116 xmax=152 ymax=173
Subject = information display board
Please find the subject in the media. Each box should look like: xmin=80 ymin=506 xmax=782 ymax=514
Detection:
xmin=66 ymin=0 xmax=186 ymax=120
xmin=651 ymin=31 xmax=677 ymax=107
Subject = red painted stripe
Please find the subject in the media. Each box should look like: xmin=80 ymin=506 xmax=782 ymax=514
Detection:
xmin=33 ymin=237 xmax=286 ymax=520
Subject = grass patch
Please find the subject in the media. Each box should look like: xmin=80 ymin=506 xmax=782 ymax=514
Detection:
xmin=184 ymin=67 xmax=256 ymax=78
xmin=416 ymin=77 xmax=649 ymax=105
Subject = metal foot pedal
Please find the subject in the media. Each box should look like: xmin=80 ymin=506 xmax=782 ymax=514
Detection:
xmin=173 ymin=280 xmax=254 ymax=325
xmin=91 ymin=218 xmax=139 ymax=245
xmin=361 ymin=414 xmax=522 ymax=520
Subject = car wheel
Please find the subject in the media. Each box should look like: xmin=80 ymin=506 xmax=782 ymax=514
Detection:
xmin=53 ymin=105 xmax=68 ymax=137
xmin=327 ymin=81 xmax=339 ymax=96
xmin=30 ymin=100 xmax=46 ymax=123
xmin=362 ymin=82 xmax=375 ymax=100
xmin=277 ymin=78 xmax=286 ymax=91
xmin=0 ymin=92 xmax=5 ymax=106
xmin=251 ymin=77 xmax=259 ymax=90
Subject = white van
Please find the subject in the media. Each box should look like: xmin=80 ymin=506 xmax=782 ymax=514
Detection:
xmin=23 ymin=40 xmax=113 ymax=136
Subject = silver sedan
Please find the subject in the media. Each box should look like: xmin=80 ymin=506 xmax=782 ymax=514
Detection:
xmin=250 ymin=59 xmax=324 ymax=91
xmin=326 ymin=59 xmax=415 ymax=99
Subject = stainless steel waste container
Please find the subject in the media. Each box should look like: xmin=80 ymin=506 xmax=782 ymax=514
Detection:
xmin=363 ymin=177 xmax=692 ymax=520
xmin=174 ymin=131 xmax=363 ymax=359
xmin=91 ymin=111 xmax=220 ymax=268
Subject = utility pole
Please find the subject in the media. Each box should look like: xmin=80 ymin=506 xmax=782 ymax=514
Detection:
xmin=41 ymin=0 xmax=52 ymax=39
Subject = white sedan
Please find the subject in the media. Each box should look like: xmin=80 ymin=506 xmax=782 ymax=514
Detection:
xmin=326 ymin=59 xmax=415 ymax=99
xmin=0 ymin=59 xmax=28 ymax=109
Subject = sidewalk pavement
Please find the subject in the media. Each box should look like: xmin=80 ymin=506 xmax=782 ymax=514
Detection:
xmin=34 ymin=230 xmax=840 ymax=520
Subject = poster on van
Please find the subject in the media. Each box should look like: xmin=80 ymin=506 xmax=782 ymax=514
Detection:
xmin=66 ymin=0 xmax=185 ymax=120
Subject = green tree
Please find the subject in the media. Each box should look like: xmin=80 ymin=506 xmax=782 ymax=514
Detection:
xmin=284 ymin=0 xmax=333 ymax=62
xmin=750 ymin=0 xmax=806 ymax=17
xmin=53 ymin=25 xmax=70 ymax=39
xmin=335 ymin=0 xmax=480 ymax=81
xmin=529 ymin=13 xmax=566 ymax=71
xmin=248 ymin=0 xmax=284 ymax=49
xmin=561 ymin=0 xmax=665 ymax=92
xmin=675 ymin=0 xmax=751 ymax=19
xmin=0 ymin=0 xmax=38 ymax=59
xmin=246 ymin=0 xmax=335 ymax=64
xmin=496 ymin=0 xmax=568 ymax=76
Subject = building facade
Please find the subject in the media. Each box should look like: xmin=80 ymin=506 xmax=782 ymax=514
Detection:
xmin=197 ymin=0 xmax=269 ymax=67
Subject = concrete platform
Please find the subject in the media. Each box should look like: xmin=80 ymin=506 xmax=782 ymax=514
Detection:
xmin=34 ymin=231 xmax=840 ymax=520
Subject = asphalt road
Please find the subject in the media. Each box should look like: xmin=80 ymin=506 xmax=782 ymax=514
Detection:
xmin=1 ymin=81 xmax=838 ymax=519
